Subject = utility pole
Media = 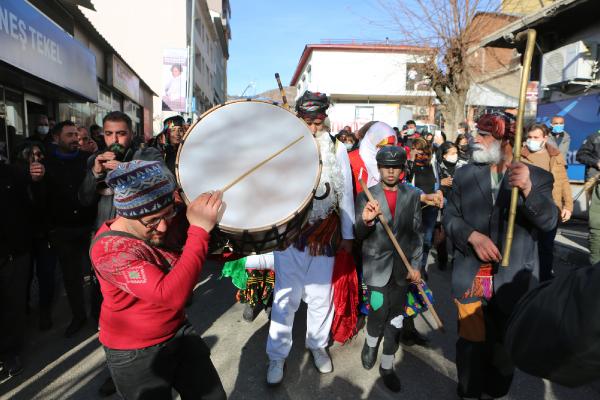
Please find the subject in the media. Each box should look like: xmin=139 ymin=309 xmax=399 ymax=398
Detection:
xmin=187 ymin=0 xmax=196 ymax=120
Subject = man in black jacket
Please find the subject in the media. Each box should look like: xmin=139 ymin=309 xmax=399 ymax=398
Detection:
xmin=44 ymin=121 xmax=96 ymax=337
xmin=443 ymin=113 xmax=558 ymax=399
xmin=0 ymin=159 xmax=44 ymax=378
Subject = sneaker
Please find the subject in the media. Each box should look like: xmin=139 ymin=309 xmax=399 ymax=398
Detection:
xmin=310 ymin=348 xmax=333 ymax=374
xmin=266 ymin=359 xmax=285 ymax=386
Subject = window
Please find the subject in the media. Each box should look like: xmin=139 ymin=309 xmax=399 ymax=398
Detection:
xmin=355 ymin=106 xmax=374 ymax=122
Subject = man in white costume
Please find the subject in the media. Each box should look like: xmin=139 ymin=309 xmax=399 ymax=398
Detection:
xmin=266 ymin=91 xmax=355 ymax=385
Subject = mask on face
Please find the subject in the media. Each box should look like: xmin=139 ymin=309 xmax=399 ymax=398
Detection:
xmin=444 ymin=154 xmax=458 ymax=164
xmin=344 ymin=142 xmax=354 ymax=151
xmin=526 ymin=139 xmax=544 ymax=152
xmin=406 ymin=128 xmax=415 ymax=136
xmin=459 ymin=144 xmax=469 ymax=152
xmin=552 ymin=124 xmax=564 ymax=134
xmin=37 ymin=126 xmax=49 ymax=135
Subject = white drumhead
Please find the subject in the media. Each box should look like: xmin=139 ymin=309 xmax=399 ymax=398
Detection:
xmin=177 ymin=100 xmax=320 ymax=231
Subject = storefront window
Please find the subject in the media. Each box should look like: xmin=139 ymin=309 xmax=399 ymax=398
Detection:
xmin=111 ymin=93 xmax=122 ymax=112
xmin=0 ymin=86 xmax=24 ymax=162
xmin=124 ymin=99 xmax=142 ymax=136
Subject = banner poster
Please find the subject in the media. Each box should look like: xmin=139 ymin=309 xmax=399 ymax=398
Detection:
xmin=162 ymin=48 xmax=188 ymax=112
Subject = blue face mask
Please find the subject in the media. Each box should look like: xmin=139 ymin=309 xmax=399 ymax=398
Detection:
xmin=552 ymin=124 xmax=564 ymax=134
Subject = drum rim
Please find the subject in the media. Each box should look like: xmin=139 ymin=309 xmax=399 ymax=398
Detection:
xmin=175 ymin=99 xmax=323 ymax=233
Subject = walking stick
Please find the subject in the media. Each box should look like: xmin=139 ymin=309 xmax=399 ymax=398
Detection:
xmin=501 ymin=29 xmax=537 ymax=268
xmin=275 ymin=73 xmax=290 ymax=110
xmin=359 ymin=178 xmax=445 ymax=332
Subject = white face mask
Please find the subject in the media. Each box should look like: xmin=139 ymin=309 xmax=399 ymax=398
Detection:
xmin=526 ymin=139 xmax=544 ymax=152
xmin=406 ymin=128 xmax=415 ymax=136
xmin=37 ymin=126 xmax=49 ymax=135
xmin=444 ymin=154 xmax=458 ymax=164
xmin=344 ymin=142 xmax=354 ymax=151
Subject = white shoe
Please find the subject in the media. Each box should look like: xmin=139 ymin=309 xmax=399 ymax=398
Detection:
xmin=266 ymin=359 xmax=285 ymax=386
xmin=310 ymin=348 xmax=333 ymax=373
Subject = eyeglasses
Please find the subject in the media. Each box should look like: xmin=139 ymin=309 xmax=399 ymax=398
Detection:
xmin=139 ymin=208 xmax=178 ymax=230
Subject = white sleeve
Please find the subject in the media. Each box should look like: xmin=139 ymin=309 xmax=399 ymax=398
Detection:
xmin=336 ymin=141 xmax=355 ymax=240
xmin=243 ymin=253 xmax=275 ymax=270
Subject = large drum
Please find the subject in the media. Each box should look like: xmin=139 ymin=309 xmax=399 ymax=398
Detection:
xmin=176 ymin=100 xmax=321 ymax=254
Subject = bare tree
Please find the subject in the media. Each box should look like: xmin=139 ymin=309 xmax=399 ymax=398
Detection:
xmin=373 ymin=0 xmax=505 ymax=137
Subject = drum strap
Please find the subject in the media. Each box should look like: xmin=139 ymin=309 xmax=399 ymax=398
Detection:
xmin=89 ymin=230 xmax=173 ymax=275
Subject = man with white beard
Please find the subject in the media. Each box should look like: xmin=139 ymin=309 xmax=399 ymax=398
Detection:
xmin=443 ymin=113 xmax=558 ymax=400
xmin=266 ymin=91 xmax=355 ymax=386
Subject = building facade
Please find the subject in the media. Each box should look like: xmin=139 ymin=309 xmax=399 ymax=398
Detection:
xmin=81 ymin=0 xmax=230 ymax=132
xmin=0 ymin=0 xmax=153 ymax=155
xmin=290 ymin=42 xmax=435 ymax=133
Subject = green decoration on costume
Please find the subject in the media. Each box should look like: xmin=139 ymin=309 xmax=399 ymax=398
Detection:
xmin=370 ymin=291 xmax=384 ymax=311
xmin=220 ymin=258 xmax=249 ymax=290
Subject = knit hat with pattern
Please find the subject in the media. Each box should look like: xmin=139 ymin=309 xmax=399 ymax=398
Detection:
xmin=107 ymin=160 xmax=175 ymax=219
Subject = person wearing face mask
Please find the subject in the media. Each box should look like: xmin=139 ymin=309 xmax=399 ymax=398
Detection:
xmin=547 ymin=116 xmax=571 ymax=162
xmin=29 ymin=115 xmax=52 ymax=146
xmin=401 ymin=120 xmax=420 ymax=148
xmin=335 ymin=130 xmax=358 ymax=152
xmin=435 ymin=142 xmax=467 ymax=270
xmin=521 ymin=124 xmax=572 ymax=281
xmin=407 ymin=138 xmax=443 ymax=281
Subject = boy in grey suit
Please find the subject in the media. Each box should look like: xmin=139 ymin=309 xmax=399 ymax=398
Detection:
xmin=355 ymin=146 xmax=423 ymax=392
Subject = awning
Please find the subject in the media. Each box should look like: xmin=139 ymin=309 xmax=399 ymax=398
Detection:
xmin=466 ymin=83 xmax=518 ymax=107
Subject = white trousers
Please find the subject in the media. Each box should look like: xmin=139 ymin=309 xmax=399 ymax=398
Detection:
xmin=266 ymin=246 xmax=335 ymax=361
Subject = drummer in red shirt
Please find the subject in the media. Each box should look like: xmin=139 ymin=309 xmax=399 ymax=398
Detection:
xmin=89 ymin=160 xmax=226 ymax=400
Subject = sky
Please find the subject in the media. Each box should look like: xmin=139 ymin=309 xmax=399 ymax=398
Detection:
xmin=227 ymin=0 xmax=396 ymax=96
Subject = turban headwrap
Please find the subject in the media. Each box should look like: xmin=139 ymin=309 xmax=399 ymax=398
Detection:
xmin=476 ymin=113 xmax=516 ymax=141
xmin=295 ymin=91 xmax=329 ymax=120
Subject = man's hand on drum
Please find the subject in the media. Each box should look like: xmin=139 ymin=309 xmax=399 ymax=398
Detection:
xmin=93 ymin=151 xmax=120 ymax=175
xmin=187 ymin=190 xmax=223 ymax=232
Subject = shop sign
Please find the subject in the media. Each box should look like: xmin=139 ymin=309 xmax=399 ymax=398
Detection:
xmin=0 ymin=0 xmax=97 ymax=101
xmin=110 ymin=55 xmax=139 ymax=102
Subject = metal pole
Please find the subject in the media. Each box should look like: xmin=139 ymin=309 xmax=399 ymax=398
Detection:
xmin=501 ymin=29 xmax=537 ymax=267
xmin=187 ymin=0 xmax=196 ymax=118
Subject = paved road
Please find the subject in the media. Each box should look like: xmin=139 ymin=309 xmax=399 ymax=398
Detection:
xmin=1 ymin=234 xmax=597 ymax=400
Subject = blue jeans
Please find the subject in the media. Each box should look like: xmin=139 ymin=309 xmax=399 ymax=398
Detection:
xmin=421 ymin=207 xmax=439 ymax=269
xmin=104 ymin=322 xmax=226 ymax=400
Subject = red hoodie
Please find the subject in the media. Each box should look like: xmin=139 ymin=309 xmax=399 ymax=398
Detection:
xmin=90 ymin=221 xmax=209 ymax=349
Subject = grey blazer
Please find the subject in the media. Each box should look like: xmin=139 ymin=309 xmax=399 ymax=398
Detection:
xmin=443 ymin=163 xmax=558 ymax=314
xmin=355 ymin=183 xmax=423 ymax=288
